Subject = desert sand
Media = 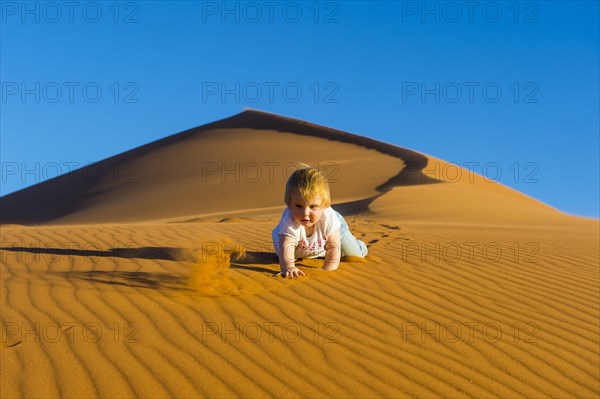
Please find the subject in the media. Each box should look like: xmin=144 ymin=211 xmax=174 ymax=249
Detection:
xmin=1 ymin=110 xmax=598 ymax=398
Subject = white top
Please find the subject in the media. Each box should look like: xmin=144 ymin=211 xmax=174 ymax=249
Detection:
xmin=273 ymin=207 xmax=341 ymax=259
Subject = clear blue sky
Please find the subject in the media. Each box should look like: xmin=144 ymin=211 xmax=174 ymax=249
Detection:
xmin=1 ymin=1 xmax=598 ymax=218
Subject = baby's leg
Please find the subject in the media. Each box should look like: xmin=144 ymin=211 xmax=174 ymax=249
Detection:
xmin=334 ymin=211 xmax=368 ymax=258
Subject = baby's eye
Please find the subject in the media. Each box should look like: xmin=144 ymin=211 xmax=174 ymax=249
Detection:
xmin=310 ymin=205 xmax=320 ymax=209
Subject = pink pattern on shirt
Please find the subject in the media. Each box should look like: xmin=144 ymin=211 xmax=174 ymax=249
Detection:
xmin=298 ymin=236 xmax=328 ymax=254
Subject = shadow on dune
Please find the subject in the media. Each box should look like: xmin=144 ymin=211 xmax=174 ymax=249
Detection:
xmin=3 ymin=246 xmax=283 ymax=286
xmin=54 ymin=270 xmax=193 ymax=291
xmin=0 ymin=246 xmax=197 ymax=262
xmin=230 ymin=264 xmax=279 ymax=274
xmin=0 ymin=109 xmax=440 ymax=225
xmin=223 ymin=110 xmax=441 ymax=196
xmin=229 ymin=251 xmax=280 ymax=274
xmin=231 ymin=250 xmax=278 ymax=264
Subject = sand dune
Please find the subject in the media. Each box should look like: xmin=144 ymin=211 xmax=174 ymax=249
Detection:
xmin=1 ymin=110 xmax=598 ymax=398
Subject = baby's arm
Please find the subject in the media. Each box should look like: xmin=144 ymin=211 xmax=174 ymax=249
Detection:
xmin=278 ymin=234 xmax=305 ymax=278
xmin=323 ymin=229 xmax=341 ymax=271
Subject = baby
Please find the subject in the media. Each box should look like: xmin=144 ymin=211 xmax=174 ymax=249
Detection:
xmin=272 ymin=166 xmax=368 ymax=278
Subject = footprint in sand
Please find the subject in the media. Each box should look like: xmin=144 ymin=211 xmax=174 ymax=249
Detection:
xmin=380 ymin=223 xmax=412 ymax=238
xmin=365 ymin=223 xmax=413 ymax=249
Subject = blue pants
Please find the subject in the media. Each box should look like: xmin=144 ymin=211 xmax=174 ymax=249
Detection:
xmin=335 ymin=210 xmax=368 ymax=258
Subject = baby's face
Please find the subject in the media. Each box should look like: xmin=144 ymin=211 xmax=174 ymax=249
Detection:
xmin=288 ymin=191 xmax=325 ymax=230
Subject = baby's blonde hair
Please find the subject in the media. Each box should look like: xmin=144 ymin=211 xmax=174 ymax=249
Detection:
xmin=284 ymin=165 xmax=331 ymax=208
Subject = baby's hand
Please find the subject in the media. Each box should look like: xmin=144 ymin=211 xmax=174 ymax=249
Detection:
xmin=280 ymin=266 xmax=305 ymax=278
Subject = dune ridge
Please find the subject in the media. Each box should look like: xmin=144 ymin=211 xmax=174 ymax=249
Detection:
xmin=0 ymin=110 xmax=566 ymax=226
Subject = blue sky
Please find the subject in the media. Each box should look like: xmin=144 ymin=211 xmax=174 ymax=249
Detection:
xmin=1 ymin=1 xmax=598 ymax=218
